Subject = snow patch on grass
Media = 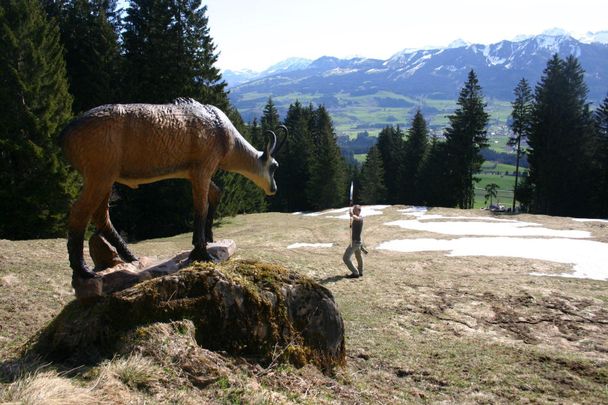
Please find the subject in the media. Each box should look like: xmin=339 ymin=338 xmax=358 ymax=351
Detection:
xmin=400 ymin=207 xmax=536 ymax=223
xmin=572 ymin=218 xmax=608 ymax=224
xmin=385 ymin=219 xmax=589 ymax=238
xmin=377 ymin=237 xmax=608 ymax=280
xmin=298 ymin=205 xmax=390 ymax=219
xmin=287 ymin=242 xmax=333 ymax=249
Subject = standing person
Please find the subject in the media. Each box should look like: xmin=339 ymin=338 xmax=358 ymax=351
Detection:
xmin=343 ymin=205 xmax=364 ymax=278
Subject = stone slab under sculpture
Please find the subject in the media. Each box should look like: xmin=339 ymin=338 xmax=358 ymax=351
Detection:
xmin=73 ymin=237 xmax=237 ymax=300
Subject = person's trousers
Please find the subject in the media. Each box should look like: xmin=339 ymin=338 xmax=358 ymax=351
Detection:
xmin=343 ymin=242 xmax=363 ymax=276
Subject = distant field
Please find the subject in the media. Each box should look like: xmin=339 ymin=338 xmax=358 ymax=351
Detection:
xmin=475 ymin=163 xmax=528 ymax=208
xmin=235 ymin=90 xmax=514 ymax=142
xmin=353 ymin=153 xmax=366 ymax=164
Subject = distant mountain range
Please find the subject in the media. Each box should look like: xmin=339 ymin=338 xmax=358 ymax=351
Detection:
xmin=224 ymin=29 xmax=608 ymax=137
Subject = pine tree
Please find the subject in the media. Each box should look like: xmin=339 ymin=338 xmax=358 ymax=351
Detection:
xmin=360 ymin=146 xmax=387 ymax=204
xmin=596 ymin=95 xmax=608 ymax=138
xmin=402 ymin=109 xmax=429 ymax=204
xmin=122 ymin=0 xmax=228 ymax=107
xmin=444 ymin=70 xmax=489 ymax=209
xmin=0 ymin=0 xmax=78 ymax=239
xmin=260 ymin=97 xmax=280 ymax=134
xmin=528 ymin=55 xmax=595 ymax=216
xmin=509 ymin=78 xmax=533 ymax=211
xmin=376 ymin=125 xmax=405 ymax=204
xmin=593 ymin=94 xmax=608 ymax=216
xmin=307 ymin=106 xmax=348 ymax=209
xmin=47 ymin=0 xmax=121 ymax=113
xmin=417 ymin=135 xmax=451 ymax=207
xmin=281 ymin=101 xmax=314 ymax=212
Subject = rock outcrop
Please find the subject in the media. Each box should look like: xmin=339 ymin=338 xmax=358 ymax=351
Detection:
xmin=33 ymin=260 xmax=345 ymax=373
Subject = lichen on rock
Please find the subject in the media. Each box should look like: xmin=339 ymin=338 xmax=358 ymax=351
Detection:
xmin=30 ymin=260 xmax=345 ymax=373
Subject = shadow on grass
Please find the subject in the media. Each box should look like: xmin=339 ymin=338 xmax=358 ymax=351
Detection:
xmin=317 ymin=274 xmax=350 ymax=285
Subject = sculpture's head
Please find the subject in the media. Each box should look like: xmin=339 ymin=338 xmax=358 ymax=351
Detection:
xmin=257 ymin=126 xmax=287 ymax=196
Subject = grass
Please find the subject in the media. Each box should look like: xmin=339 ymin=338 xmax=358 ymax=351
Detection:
xmin=353 ymin=154 xmax=366 ymax=164
xmin=1 ymin=206 xmax=607 ymax=403
xmin=475 ymin=162 xmax=528 ymax=208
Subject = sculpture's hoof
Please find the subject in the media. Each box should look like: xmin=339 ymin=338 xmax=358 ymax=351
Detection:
xmin=124 ymin=254 xmax=139 ymax=263
xmin=72 ymin=266 xmax=101 ymax=280
xmin=189 ymin=246 xmax=213 ymax=263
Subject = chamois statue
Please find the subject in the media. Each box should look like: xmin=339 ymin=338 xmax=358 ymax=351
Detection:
xmin=61 ymin=98 xmax=283 ymax=281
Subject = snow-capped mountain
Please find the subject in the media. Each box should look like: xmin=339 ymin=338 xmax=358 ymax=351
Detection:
xmin=227 ymin=30 xmax=608 ymax=122
xmin=223 ymin=57 xmax=312 ymax=86
xmin=222 ymin=69 xmax=259 ymax=87
xmin=262 ymin=57 xmax=312 ymax=75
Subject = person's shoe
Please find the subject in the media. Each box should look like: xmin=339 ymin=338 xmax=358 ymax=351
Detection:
xmin=347 ymin=273 xmax=360 ymax=279
xmin=358 ymin=271 xmax=363 ymax=277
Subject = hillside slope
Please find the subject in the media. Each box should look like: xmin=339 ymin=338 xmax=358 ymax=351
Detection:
xmin=228 ymin=33 xmax=608 ymax=137
xmin=1 ymin=206 xmax=607 ymax=403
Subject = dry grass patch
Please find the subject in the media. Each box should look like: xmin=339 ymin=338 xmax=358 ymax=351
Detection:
xmin=0 ymin=368 xmax=97 ymax=405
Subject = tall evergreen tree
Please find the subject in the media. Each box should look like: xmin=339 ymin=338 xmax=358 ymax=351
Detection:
xmin=113 ymin=0 xmax=230 ymax=239
xmin=417 ymin=135 xmax=451 ymax=207
xmin=444 ymin=70 xmax=489 ymax=208
xmin=527 ymin=55 xmax=595 ymax=217
xmin=307 ymin=106 xmax=347 ymax=209
xmin=593 ymin=94 xmax=608 ymax=216
xmin=46 ymin=0 xmax=121 ymax=113
xmin=360 ymin=145 xmax=387 ymax=204
xmin=376 ymin=125 xmax=405 ymax=204
xmin=509 ymin=78 xmax=533 ymax=210
xmin=0 ymin=0 xmax=78 ymax=239
xmin=260 ymin=97 xmax=280 ymax=135
xmin=280 ymin=101 xmax=314 ymax=212
xmin=122 ymin=0 xmax=228 ymax=106
xmin=401 ymin=109 xmax=429 ymax=204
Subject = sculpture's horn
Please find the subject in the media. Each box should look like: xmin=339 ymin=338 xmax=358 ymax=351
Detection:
xmin=274 ymin=125 xmax=288 ymax=155
xmin=265 ymin=130 xmax=277 ymax=157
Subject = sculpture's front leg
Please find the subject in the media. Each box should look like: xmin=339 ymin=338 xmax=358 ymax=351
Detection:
xmin=190 ymin=211 xmax=213 ymax=262
xmin=205 ymin=181 xmax=222 ymax=243
xmin=189 ymin=175 xmax=213 ymax=263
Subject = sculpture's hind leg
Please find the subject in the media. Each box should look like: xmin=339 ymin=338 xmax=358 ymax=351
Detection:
xmin=205 ymin=181 xmax=222 ymax=243
xmin=92 ymin=191 xmax=138 ymax=263
xmin=67 ymin=180 xmax=113 ymax=279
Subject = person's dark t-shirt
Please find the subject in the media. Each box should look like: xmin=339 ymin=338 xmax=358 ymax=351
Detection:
xmin=351 ymin=217 xmax=363 ymax=243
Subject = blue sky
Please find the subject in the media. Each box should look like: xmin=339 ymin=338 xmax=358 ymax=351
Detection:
xmin=202 ymin=0 xmax=607 ymax=71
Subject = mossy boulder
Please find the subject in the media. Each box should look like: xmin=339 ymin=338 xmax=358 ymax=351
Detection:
xmin=31 ymin=260 xmax=345 ymax=372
